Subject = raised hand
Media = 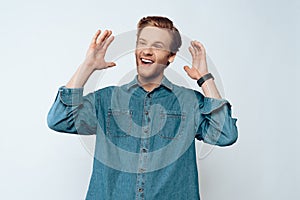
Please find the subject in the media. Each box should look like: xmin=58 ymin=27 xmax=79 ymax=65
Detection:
xmin=84 ymin=30 xmax=116 ymax=71
xmin=65 ymin=30 xmax=116 ymax=88
xmin=183 ymin=41 xmax=209 ymax=80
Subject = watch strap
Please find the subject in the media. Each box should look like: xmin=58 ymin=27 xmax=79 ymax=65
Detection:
xmin=197 ymin=73 xmax=214 ymax=87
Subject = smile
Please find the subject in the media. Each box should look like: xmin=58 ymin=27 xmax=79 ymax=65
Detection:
xmin=141 ymin=58 xmax=154 ymax=64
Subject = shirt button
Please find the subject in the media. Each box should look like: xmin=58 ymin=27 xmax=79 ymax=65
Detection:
xmin=145 ymin=111 xmax=149 ymax=115
xmin=144 ymin=129 xmax=149 ymax=133
xmin=142 ymin=148 xmax=147 ymax=153
xmin=139 ymin=168 xmax=145 ymax=173
xmin=138 ymin=188 xmax=143 ymax=192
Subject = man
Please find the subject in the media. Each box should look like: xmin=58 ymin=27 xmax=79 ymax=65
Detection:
xmin=47 ymin=16 xmax=238 ymax=200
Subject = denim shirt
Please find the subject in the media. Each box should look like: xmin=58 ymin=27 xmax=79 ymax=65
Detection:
xmin=47 ymin=76 xmax=238 ymax=200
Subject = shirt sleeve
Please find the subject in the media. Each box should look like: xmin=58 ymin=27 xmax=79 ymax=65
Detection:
xmin=194 ymin=91 xmax=238 ymax=146
xmin=47 ymin=86 xmax=98 ymax=135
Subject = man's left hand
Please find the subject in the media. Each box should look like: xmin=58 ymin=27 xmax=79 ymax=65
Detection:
xmin=184 ymin=40 xmax=209 ymax=80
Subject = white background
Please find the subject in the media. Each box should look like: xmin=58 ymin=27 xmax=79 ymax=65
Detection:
xmin=0 ymin=0 xmax=299 ymax=199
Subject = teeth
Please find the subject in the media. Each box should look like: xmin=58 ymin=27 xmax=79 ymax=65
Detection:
xmin=141 ymin=58 xmax=153 ymax=64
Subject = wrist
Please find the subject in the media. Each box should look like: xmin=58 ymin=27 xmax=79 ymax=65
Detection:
xmin=194 ymin=71 xmax=209 ymax=80
xmin=197 ymin=73 xmax=214 ymax=87
xmin=200 ymin=70 xmax=209 ymax=76
xmin=81 ymin=61 xmax=97 ymax=73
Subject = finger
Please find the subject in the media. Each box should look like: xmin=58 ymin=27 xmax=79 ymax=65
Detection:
xmin=194 ymin=41 xmax=206 ymax=54
xmin=188 ymin=46 xmax=195 ymax=58
xmin=96 ymin=30 xmax=109 ymax=44
xmin=102 ymin=30 xmax=113 ymax=45
xmin=191 ymin=41 xmax=201 ymax=54
xmin=103 ymin=35 xmax=114 ymax=50
xmin=195 ymin=40 xmax=204 ymax=47
xmin=106 ymin=62 xmax=116 ymax=68
xmin=91 ymin=30 xmax=101 ymax=45
xmin=193 ymin=40 xmax=201 ymax=55
xmin=183 ymin=65 xmax=191 ymax=73
xmin=102 ymin=30 xmax=111 ymax=43
xmin=105 ymin=30 xmax=112 ymax=41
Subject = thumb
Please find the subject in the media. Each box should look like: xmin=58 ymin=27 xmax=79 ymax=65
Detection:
xmin=106 ymin=62 xmax=116 ymax=68
xmin=183 ymin=65 xmax=191 ymax=73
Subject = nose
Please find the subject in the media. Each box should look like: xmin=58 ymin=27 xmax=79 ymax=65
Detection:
xmin=141 ymin=47 xmax=153 ymax=56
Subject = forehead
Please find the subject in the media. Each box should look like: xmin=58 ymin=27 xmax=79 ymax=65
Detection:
xmin=138 ymin=26 xmax=172 ymax=46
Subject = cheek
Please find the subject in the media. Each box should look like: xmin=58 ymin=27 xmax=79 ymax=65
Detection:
xmin=135 ymin=51 xmax=140 ymax=61
xmin=156 ymin=54 xmax=170 ymax=64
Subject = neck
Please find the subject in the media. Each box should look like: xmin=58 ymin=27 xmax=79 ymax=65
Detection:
xmin=137 ymin=75 xmax=163 ymax=92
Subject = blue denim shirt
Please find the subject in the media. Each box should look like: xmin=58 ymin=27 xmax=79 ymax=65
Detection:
xmin=47 ymin=76 xmax=238 ymax=200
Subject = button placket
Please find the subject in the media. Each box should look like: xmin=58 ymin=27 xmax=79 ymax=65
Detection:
xmin=136 ymin=94 xmax=151 ymax=199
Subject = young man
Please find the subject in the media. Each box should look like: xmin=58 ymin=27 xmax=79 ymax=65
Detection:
xmin=48 ymin=16 xmax=238 ymax=200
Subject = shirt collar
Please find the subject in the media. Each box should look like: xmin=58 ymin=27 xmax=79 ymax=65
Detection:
xmin=126 ymin=75 xmax=173 ymax=91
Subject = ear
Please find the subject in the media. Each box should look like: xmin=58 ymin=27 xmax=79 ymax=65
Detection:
xmin=168 ymin=53 xmax=176 ymax=63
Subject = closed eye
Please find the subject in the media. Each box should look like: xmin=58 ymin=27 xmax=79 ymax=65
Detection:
xmin=153 ymin=44 xmax=163 ymax=49
xmin=137 ymin=39 xmax=147 ymax=47
xmin=139 ymin=41 xmax=146 ymax=45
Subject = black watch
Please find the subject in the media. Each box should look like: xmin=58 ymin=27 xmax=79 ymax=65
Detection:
xmin=197 ymin=73 xmax=214 ymax=87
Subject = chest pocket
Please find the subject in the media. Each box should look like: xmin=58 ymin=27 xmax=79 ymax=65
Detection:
xmin=106 ymin=109 xmax=132 ymax=137
xmin=157 ymin=111 xmax=185 ymax=140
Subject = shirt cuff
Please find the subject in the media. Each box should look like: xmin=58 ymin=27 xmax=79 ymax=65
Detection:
xmin=200 ymin=97 xmax=231 ymax=114
xmin=58 ymin=86 xmax=84 ymax=106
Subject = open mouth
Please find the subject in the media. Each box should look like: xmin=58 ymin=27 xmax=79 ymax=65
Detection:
xmin=141 ymin=58 xmax=154 ymax=65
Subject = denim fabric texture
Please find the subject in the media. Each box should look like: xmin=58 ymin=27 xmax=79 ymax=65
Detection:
xmin=47 ymin=76 xmax=238 ymax=200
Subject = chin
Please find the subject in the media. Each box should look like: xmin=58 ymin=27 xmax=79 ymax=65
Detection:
xmin=137 ymin=69 xmax=152 ymax=79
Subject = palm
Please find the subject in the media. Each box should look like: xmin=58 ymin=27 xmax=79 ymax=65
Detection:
xmin=84 ymin=30 xmax=116 ymax=70
xmin=184 ymin=41 xmax=208 ymax=80
xmin=185 ymin=66 xmax=201 ymax=80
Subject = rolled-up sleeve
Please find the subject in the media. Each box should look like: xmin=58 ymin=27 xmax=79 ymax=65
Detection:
xmin=195 ymin=92 xmax=238 ymax=146
xmin=47 ymin=86 xmax=97 ymax=135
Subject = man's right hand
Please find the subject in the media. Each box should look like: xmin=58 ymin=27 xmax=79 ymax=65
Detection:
xmin=84 ymin=30 xmax=116 ymax=71
xmin=65 ymin=30 xmax=116 ymax=88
